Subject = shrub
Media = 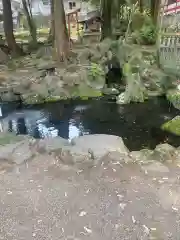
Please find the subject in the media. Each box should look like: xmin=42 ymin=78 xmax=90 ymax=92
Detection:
xmin=132 ymin=16 xmax=157 ymax=45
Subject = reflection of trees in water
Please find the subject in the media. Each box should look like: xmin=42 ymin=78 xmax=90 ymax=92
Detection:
xmin=68 ymin=109 xmax=90 ymax=142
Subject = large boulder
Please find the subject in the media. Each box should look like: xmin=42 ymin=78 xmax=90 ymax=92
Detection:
xmin=131 ymin=144 xmax=178 ymax=164
xmin=73 ymin=134 xmax=129 ymax=160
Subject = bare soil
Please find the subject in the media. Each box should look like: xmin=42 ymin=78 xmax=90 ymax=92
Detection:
xmin=0 ymin=155 xmax=180 ymax=240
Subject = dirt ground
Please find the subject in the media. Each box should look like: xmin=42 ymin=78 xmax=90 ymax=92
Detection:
xmin=0 ymin=155 xmax=180 ymax=240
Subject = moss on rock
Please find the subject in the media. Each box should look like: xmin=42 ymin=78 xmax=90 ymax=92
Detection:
xmin=70 ymin=84 xmax=102 ymax=99
xmin=0 ymin=133 xmax=26 ymax=146
xmin=161 ymin=116 xmax=180 ymax=136
xmin=166 ymin=89 xmax=180 ymax=110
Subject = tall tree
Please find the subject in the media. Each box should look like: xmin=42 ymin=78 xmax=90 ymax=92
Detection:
xmin=2 ymin=0 xmax=23 ymax=56
xmin=150 ymin=0 xmax=161 ymax=25
xmin=54 ymin=0 xmax=70 ymax=61
xmin=48 ymin=0 xmax=55 ymax=43
xmin=139 ymin=0 xmax=143 ymax=13
xmin=101 ymin=0 xmax=112 ymax=40
xmin=22 ymin=0 xmax=37 ymax=46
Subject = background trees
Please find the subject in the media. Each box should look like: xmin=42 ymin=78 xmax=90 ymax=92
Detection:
xmin=0 ymin=0 xmax=162 ymax=59
xmin=2 ymin=0 xmax=23 ymax=56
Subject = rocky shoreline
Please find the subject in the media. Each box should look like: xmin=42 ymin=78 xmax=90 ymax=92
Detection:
xmin=0 ymin=40 xmax=177 ymax=105
xmin=0 ymin=133 xmax=179 ymax=174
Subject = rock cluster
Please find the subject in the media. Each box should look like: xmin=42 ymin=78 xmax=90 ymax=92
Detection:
xmin=0 ymin=133 xmax=179 ymax=174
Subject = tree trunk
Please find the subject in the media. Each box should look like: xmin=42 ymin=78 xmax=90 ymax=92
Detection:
xmin=54 ymin=0 xmax=70 ymax=62
xmin=2 ymin=0 xmax=23 ymax=56
xmin=139 ymin=0 xmax=143 ymax=13
xmin=101 ymin=0 xmax=112 ymax=40
xmin=151 ymin=0 xmax=160 ymax=25
xmin=22 ymin=0 xmax=37 ymax=46
xmin=48 ymin=0 xmax=55 ymax=43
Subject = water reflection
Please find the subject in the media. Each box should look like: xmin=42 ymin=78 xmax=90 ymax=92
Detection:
xmin=0 ymin=99 xmax=179 ymax=151
xmin=0 ymin=105 xmax=89 ymax=141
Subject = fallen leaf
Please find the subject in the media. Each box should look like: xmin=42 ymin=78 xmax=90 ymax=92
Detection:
xmin=79 ymin=211 xmax=87 ymax=217
xmin=143 ymin=224 xmax=150 ymax=235
xmin=119 ymin=203 xmax=126 ymax=210
xmin=132 ymin=216 xmax=136 ymax=224
xmin=7 ymin=191 xmax=12 ymax=195
xmin=172 ymin=206 xmax=178 ymax=211
xmin=84 ymin=226 xmax=92 ymax=234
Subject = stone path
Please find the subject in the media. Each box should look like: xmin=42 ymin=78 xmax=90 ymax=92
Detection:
xmin=0 ymin=154 xmax=180 ymax=240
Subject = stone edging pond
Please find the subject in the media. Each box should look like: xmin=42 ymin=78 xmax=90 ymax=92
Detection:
xmin=0 ymin=134 xmax=179 ymax=174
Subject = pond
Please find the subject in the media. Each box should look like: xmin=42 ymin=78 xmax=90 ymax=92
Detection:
xmin=0 ymin=97 xmax=179 ymax=151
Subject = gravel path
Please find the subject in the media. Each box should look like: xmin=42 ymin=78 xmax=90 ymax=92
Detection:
xmin=0 ymin=155 xmax=180 ymax=240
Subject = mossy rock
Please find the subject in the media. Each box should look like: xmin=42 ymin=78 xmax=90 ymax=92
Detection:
xmin=166 ymin=89 xmax=180 ymax=110
xmin=69 ymin=84 xmax=102 ymax=99
xmin=161 ymin=116 xmax=180 ymax=136
xmin=0 ymin=133 xmax=26 ymax=146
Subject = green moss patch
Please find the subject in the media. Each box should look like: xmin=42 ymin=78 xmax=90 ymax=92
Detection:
xmin=161 ymin=116 xmax=180 ymax=136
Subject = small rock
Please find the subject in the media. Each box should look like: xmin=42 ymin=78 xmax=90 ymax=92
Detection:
xmin=38 ymin=61 xmax=56 ymax=71
xmin=102 ymin=87 xmax=119 ymax=96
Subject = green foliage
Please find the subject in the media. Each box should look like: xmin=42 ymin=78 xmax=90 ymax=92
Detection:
xmin=166 ymin=90 xmax=180 ymax=108
xmin=132 ymin=16 xmax=157 ymax=45
xmin=88 ymin=63 xmax=105 ymax=81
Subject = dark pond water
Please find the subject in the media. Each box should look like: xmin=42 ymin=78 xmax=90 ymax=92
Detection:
xmin=0 ymin=97 xmax=180 ymax=151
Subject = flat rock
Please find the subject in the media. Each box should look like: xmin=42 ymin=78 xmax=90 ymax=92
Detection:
xmin=0 ymin=139 xmax=37 ymax=165
xmin=73 ymin=134 xmax=129 ymax=159
xmin=36 ymin=137 xmax=70 ymax=154
xmin=59 ymin=145 xmax=92 ymax=165
xmin=130 ymin=149 xmax=154 ymax=163
xmin=141 ymin=161 xmax=169 ymax=173
xmin=100 ymin=151 xmax=132 ymax=165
